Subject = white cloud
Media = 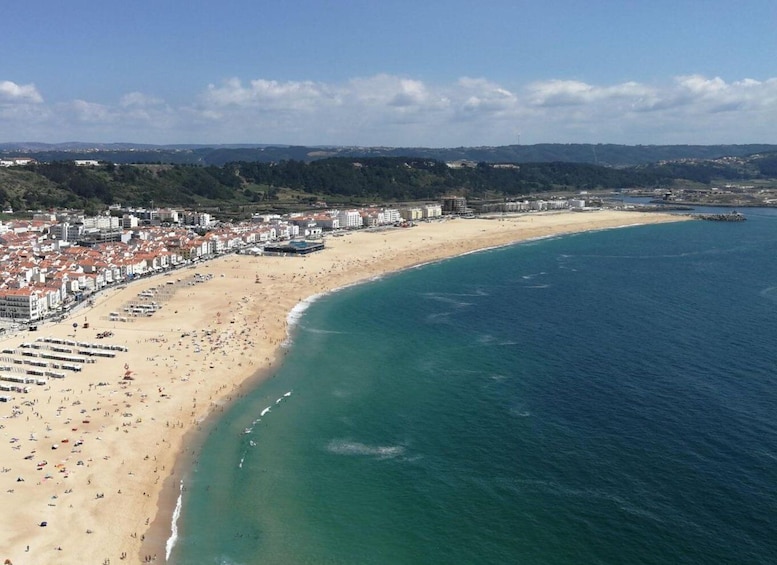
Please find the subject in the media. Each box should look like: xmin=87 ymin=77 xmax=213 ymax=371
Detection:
xmin=6 ymin=74 xmax=777 ymax=145
xmin=669 ymin=74 xmax=777 ymax=114
xmin=456 ymin=77 xmax=517 ymax=115
xmin=203 ymin=78 xmax=332 ymax=111
xmin=0 ymin=80 xmax=43 ymax=104
xmin=528 ymin=79 xmax=655 ymax=107
xmin=120 ymin=92 xmax=164 ymax=108
xmin=346 ymin=75 xmax=450 ymax=124
xmin=388 ymin=78 xmax=434 ymax=107
xmin=66 ymin=100 xmax=116 ymax=123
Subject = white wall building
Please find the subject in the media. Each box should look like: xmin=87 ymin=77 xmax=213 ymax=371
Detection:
xmin=82 ymin=216 xmax=121 ymax=230
xmin=51 ymin=222 xmax=85 ymax=242
xmin=337 ymin=210 xmax=363 ymax=229
xmin=0 ymin=288 xmax=45 ymax=321
xmin=305 ymin=225 xmax=323 ymax=238
xmin=315 ymin=215 xmax=340 ymax=230
xmin=122 ymin=214 xmax=140 ymax=228
xmin=381 ymin=208 xmax=402 ymax=224
xmin=187 ymin=212 xmax=212 ymax=227
xmin=0 ymin=157 xmax=35 ymax=167
xmin=158 ymin=209 xmax=180 ymax=223
xmin=401 ymin=207 xmax=423 ymax=221
xmin=422 ymin=204 xmax=443 ymax=218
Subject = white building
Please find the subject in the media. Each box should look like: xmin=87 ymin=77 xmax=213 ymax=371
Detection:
xmin=306 ymin=226 xmax=323 ymax=238
xmin=361 ymin=213 xmax=379 ymax=228
xmin=252 ymin=213 xmax=281 ymax=223
xmin=546 ymin=199 xmax=568 ymax=210
xmin=82 ymin=216 xmax=121 ymax=230
xmin=381 ymin=208 xmax=402 ymax=224
xmin=51 ymin=222 xmax=85 ymax=242
xmin=182 ymin=212 xmax=212 ymax=227
xmin=314 ymin=215 xmax=339 ymax=230
xmin=401 ymin=207 xmax=423 ymax=221
xmin=0 ymin=287 xmax=45 ymax=321
xmin=158 ymin=209 xmax=180 ymax=223
xmin=422 ymin=204 xmax=442 ymax=218
xmin=337 ymin=210 xmax=363 ymax=229
xmin=269 ymin=221 xmax=297 ymax=239
xmin=0 ymin=157 xmax=35 ymax=167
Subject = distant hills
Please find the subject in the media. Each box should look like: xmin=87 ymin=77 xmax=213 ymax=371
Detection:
xmin=4 ymin=142 xmax=777 ymax=167
xmin=3 ymin=143 xmax=777 ymax=215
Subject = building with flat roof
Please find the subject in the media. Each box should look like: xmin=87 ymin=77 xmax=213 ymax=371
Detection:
xmin=263 ymin=240 xmax=325 ymax=256
xmin=442 ymin=196 xmax=467 ymax=215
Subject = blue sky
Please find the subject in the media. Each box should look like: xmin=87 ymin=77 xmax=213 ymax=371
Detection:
xmin=3 ymin=0 xmax=777 ymax=146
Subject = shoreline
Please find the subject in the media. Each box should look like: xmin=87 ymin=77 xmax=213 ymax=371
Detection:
xmin=0 ymin=211 xmax=690 ymax=564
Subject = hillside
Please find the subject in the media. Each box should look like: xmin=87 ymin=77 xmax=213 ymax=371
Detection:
xmin=2 ymin=149 xmax=777 ymax=215
xmin=0 ymin=158 xmax=673 ymax=214
xmin=4 ymin=143 xmax=777 ymax=167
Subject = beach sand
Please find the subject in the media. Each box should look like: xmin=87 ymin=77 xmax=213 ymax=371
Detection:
xmin=0 ymin=210 xmax=690 ymax=564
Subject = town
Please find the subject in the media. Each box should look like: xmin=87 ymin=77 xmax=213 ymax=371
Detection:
xmin=0 ymin=191 xmax=598 ymax=328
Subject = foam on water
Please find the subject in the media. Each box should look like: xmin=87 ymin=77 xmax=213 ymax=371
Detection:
xmin=303 ymin=327 xmax=347 ymax=334
xmin=421 ymin=292 xmax=475 ymax=308
xmin=425 ymin=311 xmax=452 ymax=324
xmin=165 ymin=479 xmax=184 ymax=561
xmin=284 ymin=276 xmax=388 ymax=346
xmin=521 ymin=271 xmax=547 ymax=280
xmin=326 ymin=439 xmax=406 ymax=459
xmin=758 ymin=286 xmax=777 ymax=303
xmin=174 ymin=214 xmax=777 ymax=564
xmin=284 ymin=293 xmax=325 ymax=346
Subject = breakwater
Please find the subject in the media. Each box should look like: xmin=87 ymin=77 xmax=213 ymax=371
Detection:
xmin=697 ymin=212 xmax=746 ymax=222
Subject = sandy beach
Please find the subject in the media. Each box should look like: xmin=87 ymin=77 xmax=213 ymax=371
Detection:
xmin=0 ymin=210 xmax=689 ymax=564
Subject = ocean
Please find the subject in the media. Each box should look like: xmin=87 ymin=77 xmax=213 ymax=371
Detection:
xmin=170 ymin=210 xmax=777 ymax=564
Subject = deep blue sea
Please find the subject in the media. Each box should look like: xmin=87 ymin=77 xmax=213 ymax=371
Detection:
xmin=171 ymin=210 xmax=777 ymax=564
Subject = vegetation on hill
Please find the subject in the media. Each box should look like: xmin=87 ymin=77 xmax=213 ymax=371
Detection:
xmin=2 ymin=149 xmax=777 ymax=215
xmin=0 ymin=157 xmax=672 ymax=213
xmin=5 ymin=142 xmax=777 ymax=167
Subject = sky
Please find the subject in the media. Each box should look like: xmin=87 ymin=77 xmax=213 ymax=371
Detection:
xmin=3 ymin=0 xmax=777 ymax=147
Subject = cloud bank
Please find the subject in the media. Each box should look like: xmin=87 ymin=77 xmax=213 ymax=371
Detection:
xmin=3 ymin=74 xmax=777 ymax=145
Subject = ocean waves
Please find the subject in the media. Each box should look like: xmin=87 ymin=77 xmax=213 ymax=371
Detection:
xmin=325 ymin=439 xmax=406 ymax=460
xmin=174 ymin=214 xmax=777 ymax=564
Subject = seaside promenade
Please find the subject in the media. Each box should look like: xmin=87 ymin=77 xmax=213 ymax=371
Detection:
xmin=0 ymin=210 xmax=690 ymax=564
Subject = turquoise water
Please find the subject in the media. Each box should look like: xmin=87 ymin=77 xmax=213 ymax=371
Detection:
xmin=172 ymin=212 xmax=777 ymax=564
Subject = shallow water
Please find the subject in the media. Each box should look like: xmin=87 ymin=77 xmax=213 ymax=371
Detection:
xmin=173 ymin=211 xmax=777 ymax=564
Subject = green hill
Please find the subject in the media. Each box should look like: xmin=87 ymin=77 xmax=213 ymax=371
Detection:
xmin=2 ymin=150 xmax=777 ymax=215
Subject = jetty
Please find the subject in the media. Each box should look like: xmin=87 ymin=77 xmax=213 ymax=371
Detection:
xmin=697 ymin=212 xmax=746 ymax=222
